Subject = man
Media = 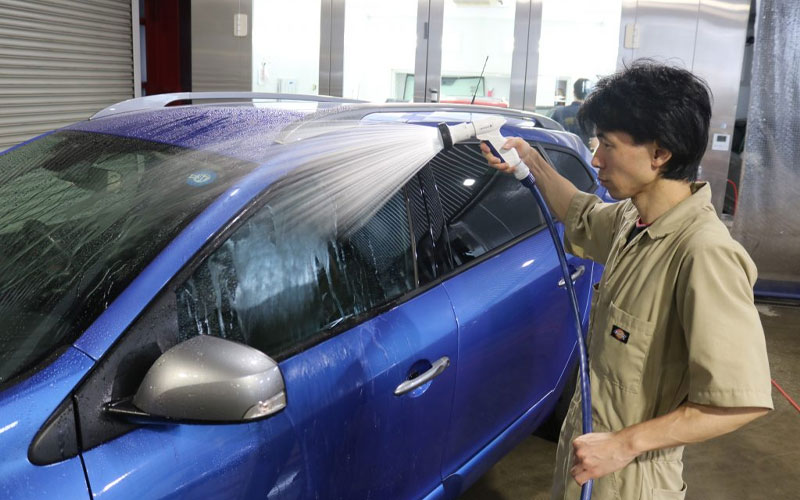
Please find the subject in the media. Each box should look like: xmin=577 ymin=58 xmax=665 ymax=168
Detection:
xmin=552 ymin=78 xmax=596 ymax=150
xmin=482 ymin=62 xmax=772 ymax=500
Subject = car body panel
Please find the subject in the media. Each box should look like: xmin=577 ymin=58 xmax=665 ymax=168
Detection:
xmin=82 ymin=285 xmax=458 ymax=500
xmin=82 ymin=402 xmax=300 ymax=499
xmin=278 ymin=285 xmax=458 ymax=499
xmin=441 ymin=374 xmax=558 ymax=498
xmin=0 ymin=347 xmax=94 ymax=499
xmin=439 ymin=226 xmax=591 ymax=480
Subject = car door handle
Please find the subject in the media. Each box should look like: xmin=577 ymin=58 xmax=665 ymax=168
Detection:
xmin=558 ymin=265 xmax=586 ymax=288
xmin=394 ymin=356 xmax=450 ymax=396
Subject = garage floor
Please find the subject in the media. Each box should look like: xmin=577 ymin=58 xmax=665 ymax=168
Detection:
xmin=461 ymin=303 xmax=800 ymax=500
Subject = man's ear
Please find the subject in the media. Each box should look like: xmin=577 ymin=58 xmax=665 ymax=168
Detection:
xmin=651 ymin=144 xmax=673 ymax=170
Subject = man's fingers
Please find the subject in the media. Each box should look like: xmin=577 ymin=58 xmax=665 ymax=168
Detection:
xmin=480 ymin=146 xmax=511 ymax=172
xmin=569 ymin=465 xmax=590 ymax=486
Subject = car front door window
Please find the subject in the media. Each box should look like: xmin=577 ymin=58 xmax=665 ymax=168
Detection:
xmin=176 ymin=188 xmax=415 ymax=358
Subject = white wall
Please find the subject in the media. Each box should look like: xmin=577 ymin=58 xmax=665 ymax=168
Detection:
xmin=537 ymin=0 xmax=622 ymax=107
xmin=252 ymin=0 xmax=321 ymax=94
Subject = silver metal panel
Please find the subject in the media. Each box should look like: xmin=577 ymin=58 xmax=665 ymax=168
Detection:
xmin=413 ymin=0 xmax=431 ymax=102
xmin=426 ymin=0 xmax=444 ymax=103
xmin=132 ymin=0 xmax=141 ymax=98
xmin=692 ymin=0 xmax=750 ymax=211
xmin=629 ymin=0 xmax=701 ymax=69
xmin=616 ymin=0 xmax=750 ymax=213
xmin=0 ymin=0 xmax=133 ymax=151
xmin=522 ymin=0 xmax=542 ymax=112
xmin=0 ymin=0 xmax=130 ymax=24
xmin=329 ymin=0 xmax=346 ymax=97
xmin=191 ymin=0 xmax=253 ymax=92
xmin=415 ymin=0 xmax=444 ymax=103
xmin=616 ymin=0 xmax=638 ymax=70
xmin=509 ymin=0 xmax=531 ymax=110
xmin=91 ymin=92 xmax=365 ymax=120
xmin=319 ymin=0 xmax=332 ymax=95
xmin=0 ymin=18 xmax=130 ymax=43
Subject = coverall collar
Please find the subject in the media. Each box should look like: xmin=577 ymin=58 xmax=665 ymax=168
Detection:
xmin=634 ymin=182 xmax=713 ymax=240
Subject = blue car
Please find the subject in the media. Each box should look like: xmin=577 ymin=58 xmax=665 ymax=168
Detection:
xmin=0 ymin=94 xmax=605 ymax=499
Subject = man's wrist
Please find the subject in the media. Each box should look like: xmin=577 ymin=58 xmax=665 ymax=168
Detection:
xmin=615 ymin=426 xmax=645 ymax=460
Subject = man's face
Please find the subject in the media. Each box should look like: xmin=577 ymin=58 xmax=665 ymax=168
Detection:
xmin=591 ymin=130 xmax=661 ymax=200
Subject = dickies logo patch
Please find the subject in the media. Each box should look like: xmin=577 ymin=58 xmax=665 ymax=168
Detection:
xmin=610 ymin=325 xmax=630 ymax=344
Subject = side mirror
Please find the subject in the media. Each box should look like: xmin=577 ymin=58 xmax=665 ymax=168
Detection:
xmin=106 ymin=335 xmax=286 ymax=423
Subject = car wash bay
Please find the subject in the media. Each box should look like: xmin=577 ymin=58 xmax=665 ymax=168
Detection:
xmin=461 ymin=303 xmax=800 ymax=500
xmin=2 ymin=0 xmax=800 ymax=499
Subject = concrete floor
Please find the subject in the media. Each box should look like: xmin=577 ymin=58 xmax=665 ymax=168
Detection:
xmin=461 ymin=303 xmax=800 ymax=500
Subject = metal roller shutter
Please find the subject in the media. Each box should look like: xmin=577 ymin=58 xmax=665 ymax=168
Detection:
xmin=0 ymin=0 xmax=133 ymax=151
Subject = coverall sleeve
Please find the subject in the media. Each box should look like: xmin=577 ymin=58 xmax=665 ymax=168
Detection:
xmin=562 ymin=191 xmax=625 ymax=265
xmin=676 ymin=236 xmax=774 ymax=409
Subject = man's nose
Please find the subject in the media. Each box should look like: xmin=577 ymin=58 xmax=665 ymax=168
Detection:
xmin=591 ymin=152 xmax=602 ymax=168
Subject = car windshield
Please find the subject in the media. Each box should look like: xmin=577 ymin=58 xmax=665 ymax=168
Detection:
xmin=0 ymin=131 xmax=255 ymax=385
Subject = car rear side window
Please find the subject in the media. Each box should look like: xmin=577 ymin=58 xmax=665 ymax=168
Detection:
xmin=175 ymin=188 xmax=415 ymax=359
xmin=545 ymin=147 xmax=594 ymax=192
xmin=429 ymin=143 xmax=545 ymax=267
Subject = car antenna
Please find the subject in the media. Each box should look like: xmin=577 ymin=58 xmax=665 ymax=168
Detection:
xmin=471 ymin=56 xmax=489 ymax=105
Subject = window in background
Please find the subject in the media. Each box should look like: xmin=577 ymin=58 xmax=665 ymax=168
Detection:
xmin=343 ymin=0 xmax=417 ymax=102
xmin=252 ymin=0 xmax=321 ymax=94
xmin=536 ymin=0 xmax=621 ymax=113
xmin=441 ymin=0 xmax=516 ymax=108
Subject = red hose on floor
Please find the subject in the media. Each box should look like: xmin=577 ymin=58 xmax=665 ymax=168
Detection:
xmin=771 ymin=379 xmax=800 ymax=414
xmin=726 ymin=179 xmax=739 ymax=213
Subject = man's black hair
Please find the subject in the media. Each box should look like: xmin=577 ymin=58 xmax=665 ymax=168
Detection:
xmin=573 ymin=78 xmax=590 ymax=100
xmin=577 ymin=60 xmax=712 ymax=181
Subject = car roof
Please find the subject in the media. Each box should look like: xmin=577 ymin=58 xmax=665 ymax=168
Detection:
xmin=65 ymin=94 xmax=577 ymax=164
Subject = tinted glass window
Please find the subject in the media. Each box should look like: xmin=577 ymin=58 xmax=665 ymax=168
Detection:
xmin=545 ymin=147 xmax=594 ymax=192
xmin=175 ymin=189 xmax=415 ymax=358
xmin=0 ymin=131 xmax=254 ymax=385
xmin=429 ymin=144 xmax=544 ymax=267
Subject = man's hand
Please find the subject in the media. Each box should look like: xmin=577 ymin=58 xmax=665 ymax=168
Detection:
xmin=479 ymin=138 xmax=539 ymax=175
xmin=479 ymin=138 xmax=578 ymax=222
xmin=570 ymin=432 xmax=637 ymax=486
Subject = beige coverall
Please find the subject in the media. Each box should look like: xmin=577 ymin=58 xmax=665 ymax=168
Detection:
xmin=552 ymin=183 xmax=773 ymax=500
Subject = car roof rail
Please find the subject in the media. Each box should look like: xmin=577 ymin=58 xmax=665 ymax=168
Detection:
xmin=90 ymin=92 xmax=367 ymax=120
xmin=297 ymin=102 xmax=565 ymax=131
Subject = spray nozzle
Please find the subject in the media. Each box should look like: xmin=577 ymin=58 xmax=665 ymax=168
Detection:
xmin=437 ymin=116 xmax=530 ymax=180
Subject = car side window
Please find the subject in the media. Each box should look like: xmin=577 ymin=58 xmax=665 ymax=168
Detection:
xmin=545 ymin=147 xmax=594 ymax=192
xmin=429 ymin=143 xmax=545 ymax=267
xmin=174 ymin=188 xmax=415 ymax=359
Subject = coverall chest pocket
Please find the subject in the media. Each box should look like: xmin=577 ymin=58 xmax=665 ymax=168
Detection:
xmin=592 ymin=301 xmax=655 ymax=394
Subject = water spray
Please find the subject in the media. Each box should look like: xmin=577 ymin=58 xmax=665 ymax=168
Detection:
xmin=438 ymin=116 xmax=595 ymax=500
